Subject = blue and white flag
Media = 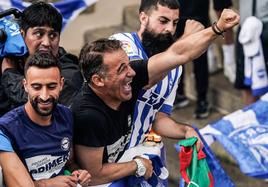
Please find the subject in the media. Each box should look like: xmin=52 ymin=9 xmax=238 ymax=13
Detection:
xmin=201 ymin=93 xmax=268 ymax=179
xmin=0 ymin=0 xmax=97 ymax=30
xmin=176 ymin=126 xmax=235 ymax=187
xmin=91 ymin=143 xmax=169 ymax=187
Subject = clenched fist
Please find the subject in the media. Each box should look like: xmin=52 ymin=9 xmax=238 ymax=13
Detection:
xmin=182 ymin=19 xmax=204 ymax=38
xmin=217 ymin=9 xmax=240 ymax=31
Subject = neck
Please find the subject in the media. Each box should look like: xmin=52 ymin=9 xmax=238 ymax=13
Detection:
xmin=24 ymin=102 xmax=52 ymax=126
xmin=137 ymin=29 xmax=143 ymax=41
xmin=89 ymin=84 xmax=121 ymax=110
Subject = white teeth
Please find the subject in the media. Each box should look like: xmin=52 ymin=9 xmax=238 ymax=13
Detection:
xmin=123 ymin=83 xmax=131 ymax=91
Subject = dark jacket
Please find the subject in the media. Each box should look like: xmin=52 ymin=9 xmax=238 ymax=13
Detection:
xmin=0 ymin=47 xmax=83 ymax=116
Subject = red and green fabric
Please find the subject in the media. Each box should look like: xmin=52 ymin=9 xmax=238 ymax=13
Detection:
xmin=178 ymin=137 xmax=214 ymax=187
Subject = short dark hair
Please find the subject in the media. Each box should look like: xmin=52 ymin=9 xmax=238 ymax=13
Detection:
xmin=79 ymin=38 xmax=122 ymax=84
xmin=139 ymin=0 xmax=180 ymax=13
xmin=24 ymin=51 xmax=61 ymax=76
xmin=20 ymin=1 xmax=62 ymax=33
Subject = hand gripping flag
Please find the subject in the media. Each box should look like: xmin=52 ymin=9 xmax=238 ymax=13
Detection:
xmin=178 ymin=137 xmax=214 ymax=187
xmin=90 ymin=143 xmax=169 ymax=187
xmin=201 ymin=93 xmax=268 ymax=179
xmin=178 ymin=127 xmax=235 ymax=187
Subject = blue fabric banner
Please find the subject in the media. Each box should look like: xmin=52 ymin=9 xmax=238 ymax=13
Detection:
xmin=0 ymin=0 xmax=97 ymax=30
xmin=201 ymin=93 xmax=268 ymax=179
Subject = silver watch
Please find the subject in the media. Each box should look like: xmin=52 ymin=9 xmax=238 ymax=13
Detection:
xmin=134 ymin=158 xmax=146 ymax=177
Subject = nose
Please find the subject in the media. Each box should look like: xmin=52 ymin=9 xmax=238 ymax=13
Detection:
xmin=40 ymin=87 xmax=49 ymax=101
xmin=41 ymin=35 xmax=51 ymax=47
xmin=165 ymin=23 xmax=176 ymax=34
xmin=127 ymin=65 xmax=136 ymax=77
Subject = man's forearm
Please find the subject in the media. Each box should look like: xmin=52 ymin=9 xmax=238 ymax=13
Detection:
xmin=153 ymin=112 xmax=191 ymax=139
xmin=90 ymin=161 xmax=137 ymax=185
xmin=0 ymin=152 xmax=34 ymax=187
xmin=146 ymin=27 xmax=218 ymax=88
xmin=153 ymin=112 xmax=203 ymax=150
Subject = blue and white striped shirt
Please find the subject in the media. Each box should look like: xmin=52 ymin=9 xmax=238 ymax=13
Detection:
xmin=111 ymin=32 xmax=182 ymax=148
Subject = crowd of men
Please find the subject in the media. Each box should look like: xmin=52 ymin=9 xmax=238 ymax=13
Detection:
xmin=0 ymin=0 xmax=239 ymax=186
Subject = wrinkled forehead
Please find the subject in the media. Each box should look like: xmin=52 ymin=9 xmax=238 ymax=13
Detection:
xmin=103 ymin=49 xmax=129 ymax=70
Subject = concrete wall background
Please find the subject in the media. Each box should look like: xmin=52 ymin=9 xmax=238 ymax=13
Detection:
xmin=60 ymin=0 xmax=139 ymax=54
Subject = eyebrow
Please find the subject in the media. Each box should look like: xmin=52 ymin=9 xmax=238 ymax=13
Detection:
xmin=31 ymin=82 xmax=58 ymax=86
xmin=117 ymin=63 xmax=126 ymax=74
xmin=159 ymin=16 xmax=179 ymax=22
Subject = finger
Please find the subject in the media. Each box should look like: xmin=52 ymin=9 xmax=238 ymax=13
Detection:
xmin=149 ymin=169 xmax=153 ymax=177
xmin=196 ymin=140 xmax=201 ymax=151
xmin=66 ymin=177 xmax=78 ymax=187
xmin=77 ymin=170 xmax=86 ymax=179
xmin=80 ymin=175 xmax=91 ymax=186
xmin=68 ymin=175 xmax=79 ymax=183
xmin=79 ymin=173 xmax=91 ymax=184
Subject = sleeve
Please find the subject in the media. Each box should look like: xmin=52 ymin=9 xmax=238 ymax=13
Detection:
xmin=1 ymin=68 xmax=27 ymax=107
xmin=110 ymin=33 xmax=143 ymax=61
xmin=73 ymin=108 xmax=109 ymax=148
xmin=0 ymin=130 xmax=14 ymax=152
xmin=213 ymin=0 xmax=233 ymax=11
xmin=159 ymin=67 xmax=182 ymax=115
xmin=130 ymin=60 xmax=149 ymax=97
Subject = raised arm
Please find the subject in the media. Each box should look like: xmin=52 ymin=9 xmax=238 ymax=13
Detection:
xmin=146 ymin=9 xmax=239 ymax=87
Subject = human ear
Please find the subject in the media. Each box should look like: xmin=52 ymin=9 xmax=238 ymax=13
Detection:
xmin=91 ymin=74 xmax=104 ymax=87
xmin=20 ymin=29 xmax=26 ymax=38
xmin=60 ymin=77 xmax=64 ymax=91
xmin=22 ymin=78 xmax=28 ymax=93
xmin=139 ymin=12 xmax=149 ymax=27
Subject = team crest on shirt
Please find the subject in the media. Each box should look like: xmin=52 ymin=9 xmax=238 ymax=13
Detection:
xmin=61 ymin=137 xmax=70 ymax=151
xmin=121 ymin=40 xmax=134 ymax=54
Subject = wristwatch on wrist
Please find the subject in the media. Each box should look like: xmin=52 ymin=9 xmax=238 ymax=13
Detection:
xmin=134 ymin=158 xmax=146 ymax=177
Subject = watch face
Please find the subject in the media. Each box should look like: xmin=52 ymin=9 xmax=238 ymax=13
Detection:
xmin=139 ymin=165 xmax=146 ymax=176
xmin=135 ymin=159 xmax=147 ymax=177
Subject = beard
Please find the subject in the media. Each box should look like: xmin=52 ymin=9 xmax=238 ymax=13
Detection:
xmin=141 ymin=28 xmax=175 ymax=57
xmin=30 ymin=96 xmax=58 ymax=116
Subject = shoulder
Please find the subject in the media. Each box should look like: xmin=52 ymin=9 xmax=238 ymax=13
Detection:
xmin=110 ymin=32 xmax=134 ymax=42
xmin=54 ymin=105 xmax=73 ymax=122
xmin=71 ymin=91 xmax=109 ymax=127
xmin=71 ymin=85 xmax=103 ymax=111
xmin=0 ymin=106 xmax=24 ymax=125
xmin=56 ymin=104 xmax=72 ymax=114
xmin=58 ymin=47 xmax=79 ymax=65
xmin=73 ymin=102 xmax=107 ymax=124
xmin=0 ymin=106 xmax=25 ymax=134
